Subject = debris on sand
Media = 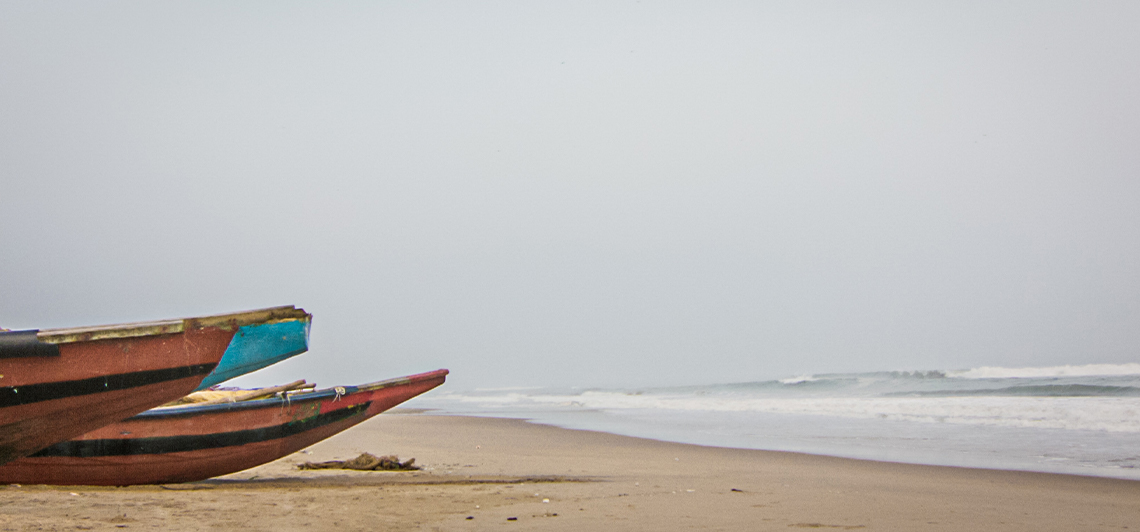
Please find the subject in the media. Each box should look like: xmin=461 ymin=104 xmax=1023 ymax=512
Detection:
xmin=297 ymin=453 xmax=419 ymax=471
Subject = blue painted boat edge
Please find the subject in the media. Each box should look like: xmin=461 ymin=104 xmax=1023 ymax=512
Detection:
xmin=138 ymin=386 xmax=358 ymax=419
xmin=194 ymin=347 xmax=309 ymax=390
xmin=193 ymin=318 xmax=311 ymax=391
xmin=139 ymin=369 xmax=448 ymax=419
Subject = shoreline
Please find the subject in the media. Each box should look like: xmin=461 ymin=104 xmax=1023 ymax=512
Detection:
xmin=2 ymin=413 xmax=1138 ymax=531
xmin=405 ymin=407 xmax=1140 ymax=482
xmin=427 ymin=412 xmax=1140 ymax=483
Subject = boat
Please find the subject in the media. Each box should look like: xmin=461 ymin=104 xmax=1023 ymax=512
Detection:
xmin=194 ymin=311 xmax=312 ymax=391
xmin=0 ymin=306 xmax=307 ymax=465
xmin=0 ymin=369 xmax=449 ymax=485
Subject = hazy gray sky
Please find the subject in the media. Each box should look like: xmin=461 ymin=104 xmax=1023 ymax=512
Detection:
xmin=2 ymin=1 xmax=1138 ymax=389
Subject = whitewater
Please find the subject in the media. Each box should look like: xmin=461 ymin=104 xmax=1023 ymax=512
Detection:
xmin=414 ymin=363 xmax=1140 ymax=480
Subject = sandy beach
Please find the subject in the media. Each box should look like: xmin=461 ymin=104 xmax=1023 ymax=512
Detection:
xmin=2 ymin=412 xmax=1138 ymax=531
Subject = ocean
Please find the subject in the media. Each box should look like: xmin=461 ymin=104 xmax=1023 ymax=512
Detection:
xmin=414 ymin=363 xmax=1140 ymax=480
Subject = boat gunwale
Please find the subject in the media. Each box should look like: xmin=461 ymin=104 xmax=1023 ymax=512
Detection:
xmin=35 ymin=306 xmax=309 ymax=344
xmin=139 ymin=369 xmax=449 ymax=419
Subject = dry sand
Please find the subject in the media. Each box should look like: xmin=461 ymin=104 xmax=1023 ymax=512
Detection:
xmin=2 ymin=412 xmax=1138 ymax=531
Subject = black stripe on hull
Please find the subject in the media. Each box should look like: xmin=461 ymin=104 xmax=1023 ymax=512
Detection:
xmin=0 ymin=364 xmax=217 ymax=408
xmin=0 ymin=330 xmax=60 ymax=359
xmin=30 ymin=402 xmax=372 ymax=458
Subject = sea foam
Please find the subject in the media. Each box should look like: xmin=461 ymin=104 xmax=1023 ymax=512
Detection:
xmin=948 ymin=363 xmax=1140 ymax=379
xmin=448 ymin=391 xmax=1140 ymax=433
xmin=420 ymin=363 xmax=1140 ymax=479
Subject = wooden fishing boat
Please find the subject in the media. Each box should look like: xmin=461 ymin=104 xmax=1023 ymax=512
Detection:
xmin=194 ymin=311 xmax=312 ymax=391
xmin=0 ymin=306 xmax=307 ymax=465
xmin=0 ymin=369 xmax=448 ymax=485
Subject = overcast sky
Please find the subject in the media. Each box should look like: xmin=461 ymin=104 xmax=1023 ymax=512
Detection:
xmin=2 ymin=1 xmax=1138 ymax=389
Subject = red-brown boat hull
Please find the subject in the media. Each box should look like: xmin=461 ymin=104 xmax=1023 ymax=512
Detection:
xmin=0 ymin=306 xmax=309 ymax=465
xmin=0 ymin=328 xmax=233 ymax=463
xmin=0 ymin=369 xmax=449 ymax=485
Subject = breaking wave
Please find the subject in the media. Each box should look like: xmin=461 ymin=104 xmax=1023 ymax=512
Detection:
xmin=420 ymin=362 xmax=1140 ymax=480
xmin=431 ymin=362 xmax=1140 ymax=433
xmin=885 ymin=384 xmax=1140 ymax=398
xmin=947 ymin=363 xmax=1140 ymax=380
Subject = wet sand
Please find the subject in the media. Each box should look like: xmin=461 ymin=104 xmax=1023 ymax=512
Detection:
xmin=2 ymin=412 xmax=1138 ymax=531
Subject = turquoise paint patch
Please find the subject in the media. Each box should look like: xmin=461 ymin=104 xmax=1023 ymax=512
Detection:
xmin=194 ymin=319 xmax=311 ymax=390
